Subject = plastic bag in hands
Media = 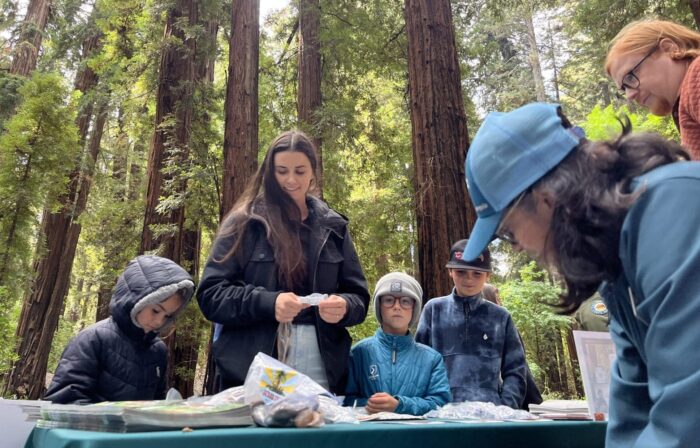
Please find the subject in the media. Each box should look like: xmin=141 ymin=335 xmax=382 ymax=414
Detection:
xmin=243 ymin=352 xmax=332 ymax=405
xmin=251 ymin=393 xmax=324 ymax=428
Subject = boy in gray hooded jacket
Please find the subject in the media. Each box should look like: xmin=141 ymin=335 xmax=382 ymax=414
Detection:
xmin=44 ymin=255 xmax=194 ymax=404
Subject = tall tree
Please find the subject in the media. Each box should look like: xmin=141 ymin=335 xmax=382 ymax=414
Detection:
xmin=221 ymin=0 xmax=259 ymax=217
xmin=139 ymin=0 xmax=206 ymax=396
xmin=9 ymin=0 xmax=51 ymax=77
xmin=297 ymin=0 xmax=322 ymax=190
xmin=3 ymin=21 xmax=105 ymax=399
xmin=404 ymin=0 xmax=475 ymax=300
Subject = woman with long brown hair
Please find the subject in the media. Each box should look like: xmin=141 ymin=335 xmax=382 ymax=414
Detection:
xmin=197 ymin=130 xmax=369 ymax=394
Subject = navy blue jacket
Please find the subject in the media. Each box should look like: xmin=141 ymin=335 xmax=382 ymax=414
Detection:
xmin=344 ymin=329 xmax=451 ymax=415
xmin=416 ymin=290 xmax=526 ymax=408
xmin=43 ymin=256 xmax=193 ymax=404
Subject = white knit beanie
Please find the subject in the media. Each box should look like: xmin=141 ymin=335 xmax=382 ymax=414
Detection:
xmin=373 ymin=272 xmax=423 ymax=329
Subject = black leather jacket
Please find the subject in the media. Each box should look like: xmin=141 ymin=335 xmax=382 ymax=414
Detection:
xmin=197 ymin=196 xmax=369 ymax=394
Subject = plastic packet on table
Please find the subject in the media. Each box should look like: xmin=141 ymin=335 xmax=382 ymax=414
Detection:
xmin=251 ymin=393 xmax=324 ymax=427
xmin=298 ymin=293 xmax=328 ymax=306
xmin=243 ymin=352 xmax=332 ymax=405
xmin=425 ymin=401 xmax=538 ymax=421
xmin=318 ymin=395 xmax=359 ymax=424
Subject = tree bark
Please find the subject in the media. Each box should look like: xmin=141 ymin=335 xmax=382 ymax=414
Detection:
xmin=140 ymin=0 xmax=197 ymax=257
xmin=2 ymin=25 xmax=105 ymax=398
xmin=523 ymin=7 xmax=546 ymax=102
xmin=690 ymin=0 xmax=700 ymax=31
xmin=404 ymin=0 xmax=475 ymax=301
xmin=9 ymin=0 xmax=51 ymax=77
xmin=221 ymin=0 xmax=259 ymax=218
xmin=298 ymin=0 xmax=323 ymax=192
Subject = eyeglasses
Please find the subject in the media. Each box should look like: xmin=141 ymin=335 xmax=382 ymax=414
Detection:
xmin=379 ymin=295 xmax=414 ymax=309
xmin=618 ymin=43 xmax=659 ymax=93
xmin=495 ymin=190 xmax=528 ymax=246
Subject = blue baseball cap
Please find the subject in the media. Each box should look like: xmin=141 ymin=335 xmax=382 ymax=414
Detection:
xmin=463 ymin=103 xmax=582 ymax=261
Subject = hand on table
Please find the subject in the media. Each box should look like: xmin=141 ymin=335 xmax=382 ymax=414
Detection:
xmin=366 ymin=392 xmax=399 ymax=414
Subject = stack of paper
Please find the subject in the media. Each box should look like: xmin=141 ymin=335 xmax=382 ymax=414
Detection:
xmin=529 ymin=400 xmax=591 ymax=420
xmin=37 ymin=398 xmax=253 ymax=432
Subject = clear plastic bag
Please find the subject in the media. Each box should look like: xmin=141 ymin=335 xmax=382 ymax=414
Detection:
xmin=425 ymin=401 xmax=538 ymax=421
xmin=243 ymin=352 xmax=331 ymax=405
xmin=251 ymin=393 xmax=324 ymax=427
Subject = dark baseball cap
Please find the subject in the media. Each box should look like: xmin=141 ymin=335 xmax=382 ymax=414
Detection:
xmin=445 ymin=239 xmax=492 ymax=272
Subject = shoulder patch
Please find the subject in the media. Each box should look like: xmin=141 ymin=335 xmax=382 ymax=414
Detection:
xmin=590 ymin=300 xmax=608 ymax=316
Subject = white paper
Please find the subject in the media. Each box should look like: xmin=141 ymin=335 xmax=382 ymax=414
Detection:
xmin=573 ymin=330 xmax=615 ymax=418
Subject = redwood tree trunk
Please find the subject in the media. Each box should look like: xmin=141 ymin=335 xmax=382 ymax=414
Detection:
xmin=2 ymin=27 xmax=104 ymax=399
xmin=691 ymin=0 xmax=700 ymax=30
xmin=297 ymin=0 xmax=323 ymax=191
xmin=140 ymin=0 xmax=197 ymax=258
xmin=523 ymin=7 xmax=546 ymax=102
xmin=221 ymin=0 xmax=259 ymax=218
xmin=139 ymin=0 xmax=201 ymax=396
xmin=10 ymin=0 xmax=51 ymax=77
xmin=404 ymin=0 xmax=475 ymax=301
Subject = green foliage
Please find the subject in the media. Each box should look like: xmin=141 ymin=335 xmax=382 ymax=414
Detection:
xmin=0 ymin=72 xmax=80 ymax=373
xmin=581 ymin=103 xmax=679 ymax=141
xmin=498 ymin=262 xmax=581 ymax=397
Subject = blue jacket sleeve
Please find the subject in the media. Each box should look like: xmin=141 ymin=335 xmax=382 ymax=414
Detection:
xmin=343 ymin=346 xmax=368 ymax=408
xmin=609 ymin=178 xmax=700 ymax=447
xmin=197 ymin=231 xmax=279 ymax=326
xmin=498 ymin=315 xmax=527 ymax=409
xmin=415 ymin=303 xmax=432 ymax=346
xmin=394 ymin=352 xmax=451 ymax=415
xmin=43 ymin=331 xmax=100 ymax=404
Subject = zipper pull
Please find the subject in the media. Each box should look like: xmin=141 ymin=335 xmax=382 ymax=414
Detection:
xmin=392 ymin=349 xmax=396 ymax=364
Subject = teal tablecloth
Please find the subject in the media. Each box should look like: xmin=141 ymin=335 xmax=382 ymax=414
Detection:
xmin=29 ymin=420 xmax=606 ymax=448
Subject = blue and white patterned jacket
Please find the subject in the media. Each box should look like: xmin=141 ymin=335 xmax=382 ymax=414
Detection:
xmin=416 ymin=289 xmax=526 ymax=408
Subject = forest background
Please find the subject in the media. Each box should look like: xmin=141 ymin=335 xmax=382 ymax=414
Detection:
xmin=0 ymin=0 xmax=694 ymax=400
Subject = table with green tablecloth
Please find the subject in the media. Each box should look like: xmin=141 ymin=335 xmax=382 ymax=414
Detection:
xmin=28 ymin=420 xmax=606 ymax=448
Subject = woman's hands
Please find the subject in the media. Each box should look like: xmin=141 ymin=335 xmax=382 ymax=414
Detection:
xmin=318 ymin=295 xmax=347 ymax=324
xmin=275 ymin=293 xmax=310 ymax=323
xmin=275 ymin=293 xmax=348 ymax=324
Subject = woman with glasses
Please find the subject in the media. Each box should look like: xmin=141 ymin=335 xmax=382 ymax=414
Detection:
xmin=415 ymin=240 xmax=527 ymax=409
xmin=197 ymin=130 xmax=370 ymax=395
xmin=344 ymin=272 xmax=451 ymax=415
xmin=606 ymin=19 xmax=700 ymax=159
xmin=463 ymin=102 xmax=696 ymax=446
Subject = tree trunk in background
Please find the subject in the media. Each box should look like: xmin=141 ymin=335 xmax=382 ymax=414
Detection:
xmin=298 ymin=0 xmax=323 ymax=192
xmin=140 ymin=0 xmax=197 ymax=258
xmin=139 ymin=0 xmax=208 ymax=397
xmin=9 ymin=0 xmax=51 ymax=77
xmin=2 ymin=26 xmax=104 ymax=399
xmin=165 ymin=15 xmax=218 ymax=399
xmin=96 ymin=108 xmax=141 ymax=322
xmin=523 ymin=7 xmax=546 ymax=102
xmin=221 ymin=0 xmax=259 ymax=218
xmin=404 ymin=0 xmax=475 ymax=301
xmin=690 ymin=0 xmax=700 ymax=30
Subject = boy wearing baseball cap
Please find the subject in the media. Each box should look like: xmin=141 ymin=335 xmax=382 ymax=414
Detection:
xmin=416 ymin=240 xmax=527 ymax=408
xmin=344 ymin=272 xmax=451 ymax=415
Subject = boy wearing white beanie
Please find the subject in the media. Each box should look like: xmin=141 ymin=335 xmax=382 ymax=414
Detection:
xmin=343 ymin=272 xmax=451 ymax=415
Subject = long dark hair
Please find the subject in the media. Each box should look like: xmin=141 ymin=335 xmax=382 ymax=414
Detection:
xmin=533 ymin=120 xmax=689 ymax=312
xmin=217 ymin=130 xmax=320 ymax=289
